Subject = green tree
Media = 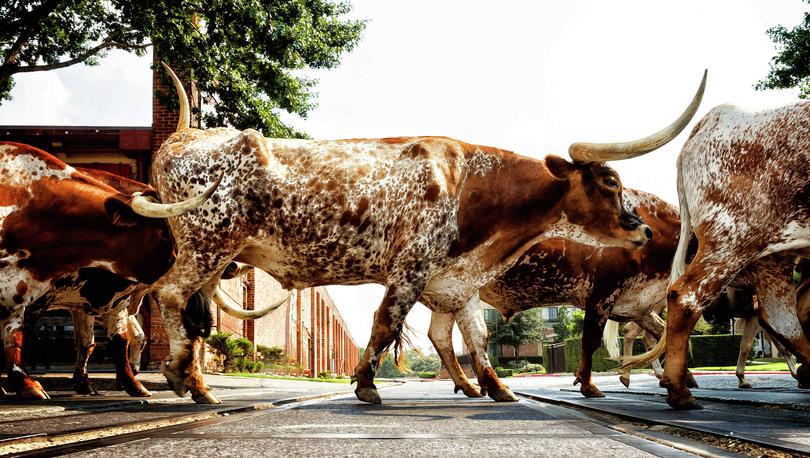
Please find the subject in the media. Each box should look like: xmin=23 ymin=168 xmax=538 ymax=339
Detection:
xmin=407 ymin=350 xmax=440 ymax=373
xmin=553 ymin=307 xmax=572 ymax=342
xmin=0 ymin=1 xmax=365 ymax=137
xmin=488 ymin=308 xmax=544 ymax=356
xmin=757 ymin=2 xmax=810 ymax=97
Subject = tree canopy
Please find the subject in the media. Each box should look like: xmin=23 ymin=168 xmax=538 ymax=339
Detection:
xmin=757 ymin=1 xmax=810 ymax=97
xmin=0 ymin=0 xmax=365 ymax=137
xmin=487 ymin=308 xmax=544 ymax=355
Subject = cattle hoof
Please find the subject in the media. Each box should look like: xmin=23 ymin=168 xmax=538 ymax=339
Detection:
xmin=355 ymin=387 xmax=382 ymax=404
xmin=350 ymin=375 xmax=359 ymax=385
xmin=161 ymin=364 xmax=187 ymax=397
xmin=573 ymin=376 xmax=581 ymax=386
xmin=487 ymin=386 xmax=518 ymax=402
xmin=686 ymin=373 xmax=699 ymax=388
xmin=580 ymin=385 xmax=605 ymax=398
xmin=123 ymin=380 xmax=151 ymax=397
xmin=19 ymin=383 xmax=50 ymax=400
xmin=192 ymin=390 xmax=221 ymax=404
xmin=479 ymin=385 xmax=488 ymax=397
xmin=74 ymin=380 xmax=100 ymax=396
xmin=619 ymin=375 xmax=630 ymax=388
xmin=666 ymin=394 xmax=702 ymax=410
xmin=738 ymin=381 xmax=752 ymax=389
xmin=455 ymin=384 xmax=483 ymax=398
xmin=796 ymin=365 xmax=810 ymax=389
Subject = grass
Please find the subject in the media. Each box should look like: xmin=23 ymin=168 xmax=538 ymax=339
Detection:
xmin=692 ymin=360 xmax=791 ymax=372
xmin=224 ymin=373 xmax=352 ymax=384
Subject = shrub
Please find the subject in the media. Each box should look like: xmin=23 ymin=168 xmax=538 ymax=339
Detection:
xmin=497 ymin=356 xmax=543 ymax=367
xmin=417 ymin=372 xmax=437 ymax=378
xmin=563 ymin=334 xmax=752 ymax=373
xmin=494 ymin=367 xmax=513 ymax=378
xmin=506 ymin=359 xmax=529 ymax=370
xmin=319 ymin=370 xmax=335 ymax=379
xmin=234 ymin=337 xmax=255 ymax=357
xmin=257 ymin=345 xmax=287 ymax=364
xmin=522 ymin=363 xmax=545 ymax=373
xmin=206 ymin=332 xmax=244 ymax=372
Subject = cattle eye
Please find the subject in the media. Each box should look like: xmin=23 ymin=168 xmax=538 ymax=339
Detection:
xmin=604 ymin=177 xmax=619 ymax=189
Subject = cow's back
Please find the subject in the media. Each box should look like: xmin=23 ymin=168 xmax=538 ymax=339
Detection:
xmin=481 ymin=189 xmax=679 ymax=318
xmin=679 ymin=102 xmax=810 ymax=243
xmin=152 ymin=130 xmax=504 ymax=288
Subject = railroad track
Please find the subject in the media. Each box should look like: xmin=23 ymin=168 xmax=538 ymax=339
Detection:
xmin=515 ymin=387 xmax=810 ymax=457
xmin=0 ymin=389 xmax=351 ymax=457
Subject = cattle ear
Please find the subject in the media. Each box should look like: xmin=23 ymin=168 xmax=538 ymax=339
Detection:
xmin=545 ymin=155 xmax=575 ymax=179
xmin=104 ymin=196 xmax=139 ymax=228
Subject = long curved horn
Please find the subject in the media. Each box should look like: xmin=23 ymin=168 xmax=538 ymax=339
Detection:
xmin=569 ymin=70 xmax=707 ymax=163
xmin=214 ymin=286 xmax=291 ymax=320
xmin=130 ymin=175 xmax=222 ymax=218
xmin=221 ymin=262 xmax=255 ymax=280
xmin=160 ymin=62 xmax=190 ymax=131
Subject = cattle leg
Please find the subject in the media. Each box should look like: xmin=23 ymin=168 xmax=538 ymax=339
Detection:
xmin=735 ymin=317 xmax=760 ymax=389
xmin=574 ymin=308 xmax=607 ymax=398
xmin=664 ymin=252 xmax=747 ymax=410
xmin=764 ymin=334 xmax=798 ymax=380
xmin=354 ymin=284 xmax=421 ymax=404
xmin=751 ymin=261 xmax=810 ymax=389
xmin=455 ymin=292 xmax=517 ymax=402
xmin=105 ymin=308 xmax=150 ymax=397
xmin=427 ymin=311 xmax=482 ymax=398
xmin=620 ymin=321 xmax=643 ymax=388
xmin=153 ymin=275 xmax=220 ymax=404
xmin=70 ymin=310 xmax=99 ymax=395
xmin=127 ymin=315 xmax=146 ymax=375
xmin=2 ymin=312 xmax=49 ymax=400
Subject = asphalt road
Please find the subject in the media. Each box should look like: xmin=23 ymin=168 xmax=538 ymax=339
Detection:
xmin=58 ymin=379 xmax=696 ymax=458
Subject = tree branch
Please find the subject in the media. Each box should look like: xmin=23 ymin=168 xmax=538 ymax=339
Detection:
xmin=2 ymin=0 xmax=66 ymax=67
xmin=12 ymin=40 xmax=152 ymax=74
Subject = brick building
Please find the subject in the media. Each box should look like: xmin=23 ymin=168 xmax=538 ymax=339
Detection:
xmin=1 ymin=63 xmax=359 ymax=377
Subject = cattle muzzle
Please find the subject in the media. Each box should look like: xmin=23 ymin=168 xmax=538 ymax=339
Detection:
xmin=620 ymin=210 xmax=653 ymax=246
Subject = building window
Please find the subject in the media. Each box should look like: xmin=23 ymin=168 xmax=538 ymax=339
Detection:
xmin=547 ymin=307 xmax=558 ymax=322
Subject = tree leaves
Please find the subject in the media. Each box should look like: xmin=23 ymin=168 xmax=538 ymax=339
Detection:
xmin=1 ymin=0 xmax=366 ymax=137
xmin=757 ymin=2 xmax=810 ymax=98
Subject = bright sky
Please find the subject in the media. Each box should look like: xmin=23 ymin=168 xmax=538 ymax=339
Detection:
xmin=0 ymin=1 xmax=806 ymax=353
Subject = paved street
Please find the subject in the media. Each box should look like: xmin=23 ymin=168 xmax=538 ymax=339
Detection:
xmin=4 ymin=372 xmax=810 ymax=457
xmin=56 ymin=378 xmax=695 ymax=458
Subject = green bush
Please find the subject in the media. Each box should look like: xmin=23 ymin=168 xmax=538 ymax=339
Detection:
xmin=687 ymin=334 xmax=750 ymax=367
xmin=319 ymin=370 xmax=335 ymax=379
xmin=495 ymin=367 xmax=513 ymax=378
xmin=257 ymin=345 xmax=287 ymax=364
xmin=563 ymin=334 xmax=751 ymax=373
xmin=498 ymin=356 xmax=543 ymax=366
xmin=417 ymin=372 xmax=437 ymax=378
xmin=206 ymin=332 xmax=245 ymax=372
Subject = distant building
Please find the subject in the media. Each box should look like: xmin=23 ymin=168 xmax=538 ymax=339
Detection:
xmin=480 ymin=303 xmax=576 ymax=358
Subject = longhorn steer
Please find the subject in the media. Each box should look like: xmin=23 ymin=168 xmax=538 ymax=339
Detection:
xmin=149 ymin=64 xmax=704 ymax=404
xmin=0 ymin=142 xmax=217 ymax=399
xmin=428 ymin=189 xmax=700 ymax=398
xmin=623 ymin=102 xmax=810 ymax=410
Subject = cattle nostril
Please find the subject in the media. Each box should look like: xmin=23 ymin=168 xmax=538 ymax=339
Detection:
xmin=644 ymin=226 xmax=653 ymax=240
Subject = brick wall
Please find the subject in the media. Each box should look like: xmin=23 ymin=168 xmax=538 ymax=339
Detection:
xmin=252 ymin=269 xmax=290 ymax=348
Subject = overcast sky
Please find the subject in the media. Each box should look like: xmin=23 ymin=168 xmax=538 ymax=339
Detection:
xmin=0 ymin=1 xmax=806 ymax=353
